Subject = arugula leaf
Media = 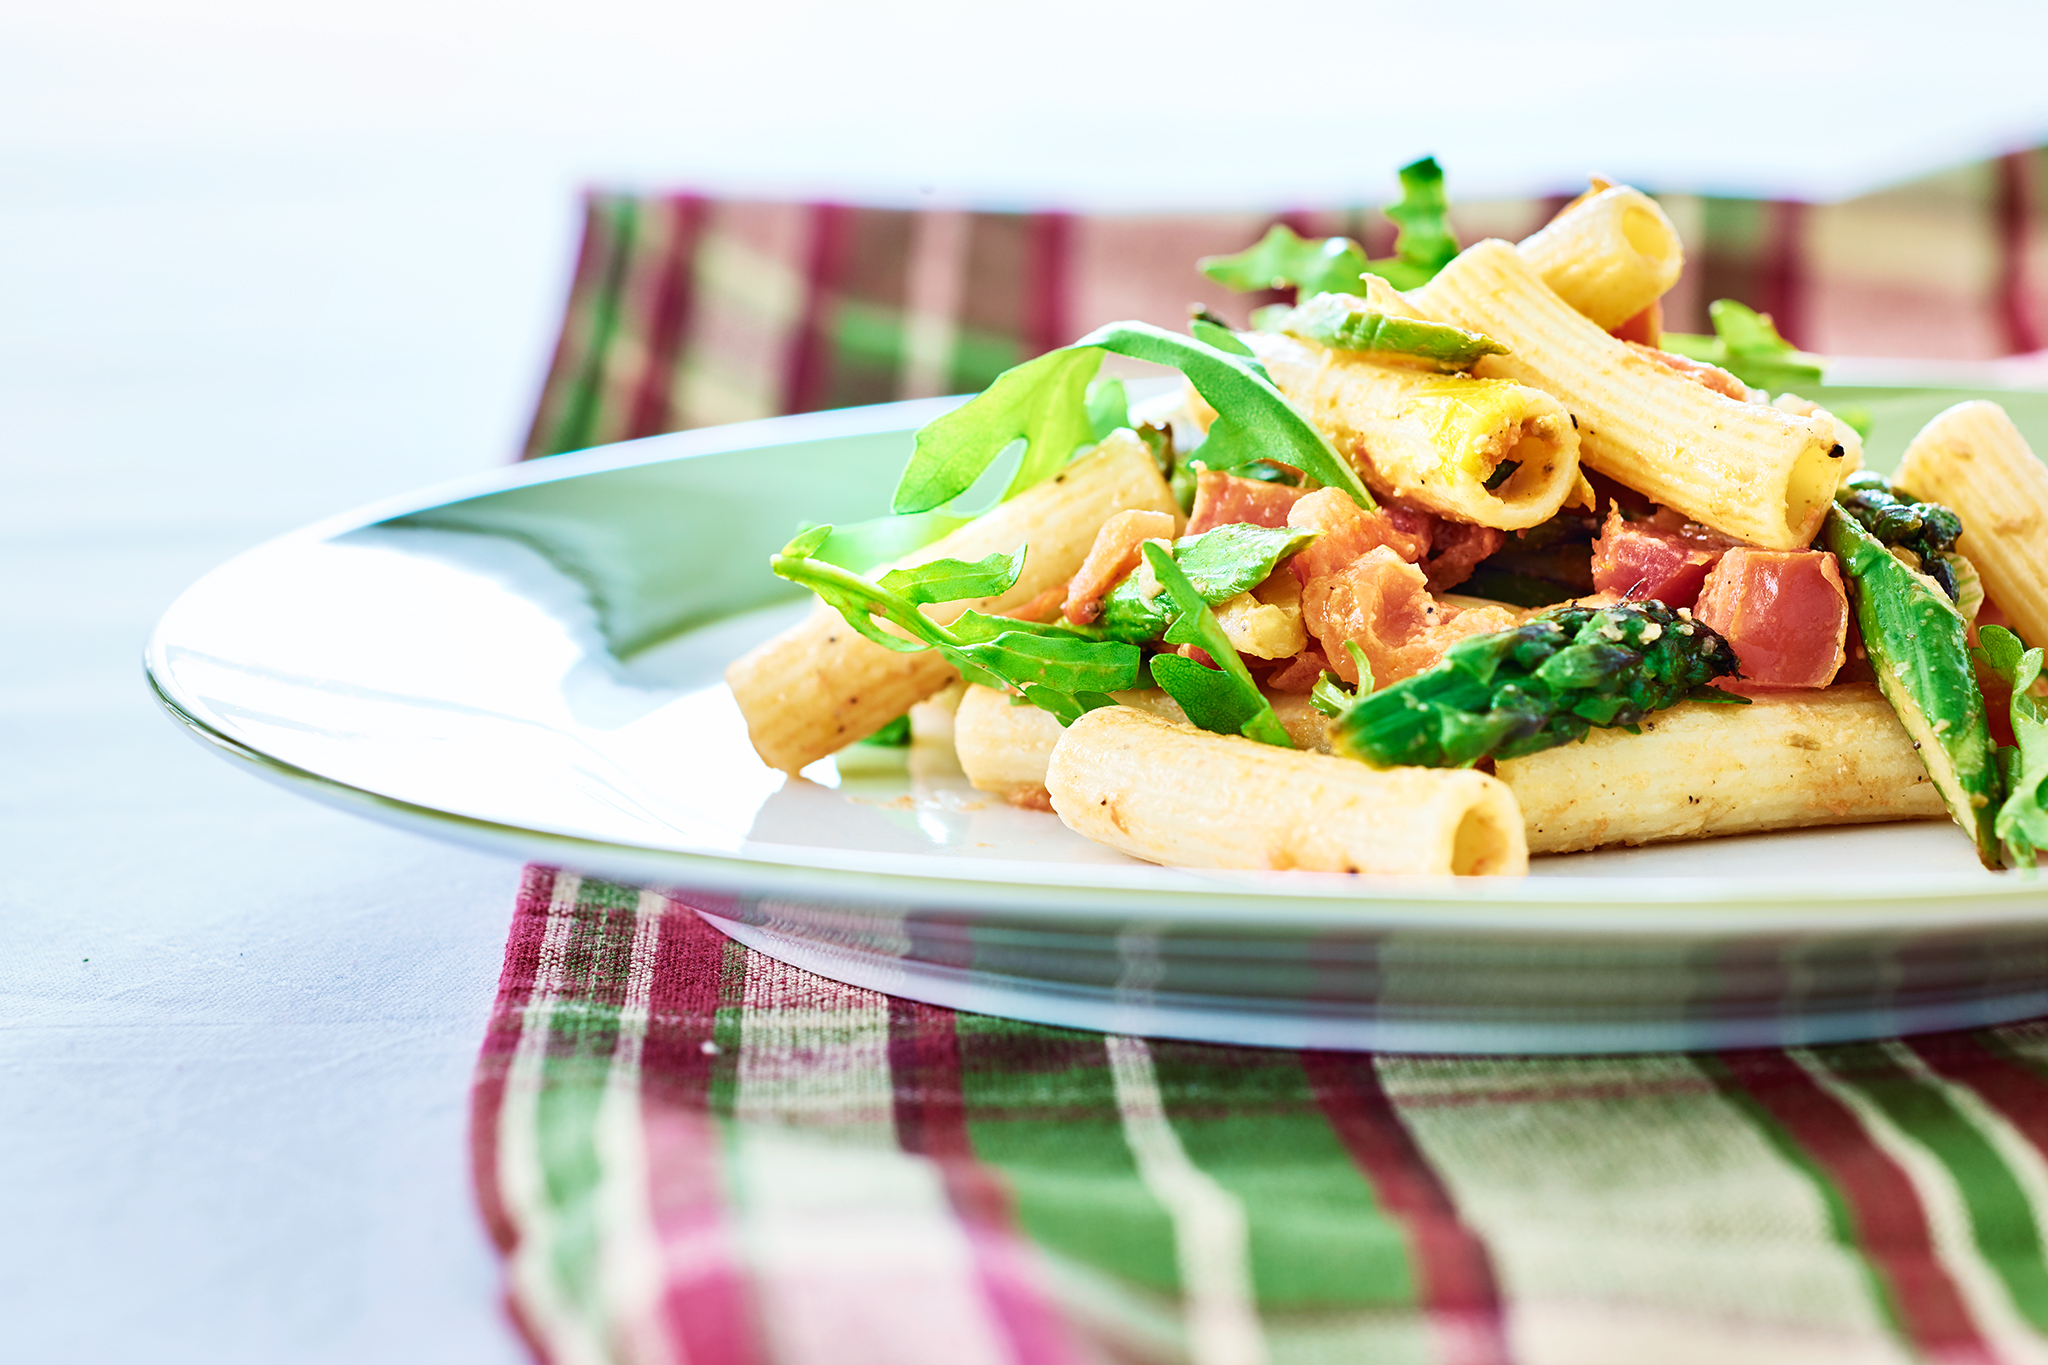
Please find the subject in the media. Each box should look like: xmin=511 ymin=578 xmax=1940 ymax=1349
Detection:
xmin=876 ymin=549 xmax=1023 ymax=605
xmin=1273 ymin=292 xmax=1507 ymax=371
xmin=1199 ymin=225 xmax=1373 ymax=297
xmin=1661 ymin=299 xmax=1824 ymax=393
xmin=1976 ymin=624 xmax=2048 ymax=867
xmin=771 ymin=529 xmax=1142 ymax=720
xmin=1371 ymin=156 xmax=1459 ymax=291
xmin=892 ymin=346 xmax=1104 ymax=514
xmin=1311 ymin=641 xmax=1375 ymax=717
xmin=1142 ymin=543 xmax=1293 ymax=748
xmin=859 ymin=714 xmax=912 ymax=747
xmin=1098 ymin=523 xmax=1318 ymax=642
xmin=1198 ymin=156 xmax=1461 ymax=298
xmin=1084 ymin=376 xmax=1128 ymax=441
xmin=1076 ymin=320 xmax=1374 ymax=511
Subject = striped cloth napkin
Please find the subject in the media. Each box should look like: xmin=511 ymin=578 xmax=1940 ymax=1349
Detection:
xmin=478 ymin=868 xmax=2048 ymax=1365
xmin=483 ymin=151 xmax=2048 ymax=1363
xmin=522 ymin=148 xmax=2047 ymax=460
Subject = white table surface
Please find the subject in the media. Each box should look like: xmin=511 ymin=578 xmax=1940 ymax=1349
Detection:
xmin=10 ymin=2 xmax=2048 ymax=1360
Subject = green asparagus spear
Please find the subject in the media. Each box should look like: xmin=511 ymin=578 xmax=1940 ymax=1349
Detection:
xmin=1822 ymin=505 xmax=2002 ymax=866
xmin=1327 ymin=601 xmax=1743 ymax=769
xmin=1834 ymin=472 xmax=1968 ymax=601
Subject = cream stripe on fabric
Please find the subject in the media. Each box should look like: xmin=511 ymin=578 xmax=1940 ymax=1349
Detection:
xmin=1376 ymin=1054 xmax=1911 ymax=1365
xmin=730 ymin=958 xmax=1011 ymax=1365
xmin=499 ymin=873 xmax=602 ymax=1364
xmin=591 ymin=891 xmax=674 ymax=1365
xmin=899 ymin=209 xmax=970 ymax=401
xmin=1105 ymin=1034 xmax=1268 ymax=1365
xmin=1798 ymin=1047 xmax=2048 ymax=1365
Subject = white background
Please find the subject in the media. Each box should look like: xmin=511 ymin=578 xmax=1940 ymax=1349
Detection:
xmin=6 ymin=2 xmax=2048 ymax=1360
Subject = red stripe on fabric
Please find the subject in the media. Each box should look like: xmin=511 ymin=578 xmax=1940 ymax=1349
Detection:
xmin=889 ymin=998 xmax=1079 ymax=1365
xmin=1757 ymin=199 xmax=1809 ymax=349
xmin=625 ymin=194 xmax=709 ymax=440
xmin=1911 ymin=1031 xmax=2048 ymax=1159
xmin=1024 ymin=211 xmax=1074 ymax=356
xmin=470 ymin=864 xmax=558 ymax=1254
xmin=1302 ymin=1051 xmax=1513 ymax=1365
xmin=1719 ymin=1049 xmax=1997 ymax=1363
xmin=642 ymin=903 xmax=766 ymax=1365
xmin=1998 ymin=152 xmax=2041 ymax=354
xmin=783 ymin=202 xmax=854 ymax=414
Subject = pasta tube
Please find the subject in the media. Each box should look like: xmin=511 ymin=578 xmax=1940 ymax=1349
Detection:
xmin=1497 ymin=683 xmax=1946 ymax=854
xmin=1409 ymin=241 xmax=1844 ymax=550
xmin=1515 ymin=187 xmax=1685 ymax=331
xmin=1248 ymin=331 xmax=1581 ymax=530
xmin=727 ymin=429 xmax=1178 ymax=773
xmin=1897 ymin=400 xmax=2048 ymax=652
xmin=956 ymin=685 xmax=1330 ymax=807
xmin=1045 ymin=705 xmax=1526 ymax=875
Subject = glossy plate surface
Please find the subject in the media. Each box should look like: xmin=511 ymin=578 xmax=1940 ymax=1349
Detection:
xmin=148 ymin=383 xmax=2048 ymax=1052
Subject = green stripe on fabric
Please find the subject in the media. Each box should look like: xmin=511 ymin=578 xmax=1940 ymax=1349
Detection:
xmin=955 ymin=1018 xmax=1181 ymax=1296
xmin=1148 ymin=1044 xmax=1417 ymax=1314
xmin=947 ymin=327 xmax=1027 ymax=395
xmin=534 ymin=879 xmax=642 ymax=1317
xmin=1818 ymin=1044 xmax=2048 ymax=1330
xmin=549 ymin=197 xmax=640 ymax=457
xmin=1694 ymin=1052 xmax=1902 ymax=1337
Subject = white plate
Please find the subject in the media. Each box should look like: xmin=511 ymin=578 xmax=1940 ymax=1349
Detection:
xmin=147 ymin=388 xmax=2048 ymax=1052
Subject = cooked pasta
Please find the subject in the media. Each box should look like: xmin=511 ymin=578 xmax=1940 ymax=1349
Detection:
xmin=1516 ymin=186 xmax=1685 ymax=331
xmin=957 ymin=684 xmax=1329 ymax=808
xmin=1897 ymin=400 xmax=2048 ymax=652
xmin=1248 ymin=331 xmax=1581 ymax=529
xmin=1408 ymin=240 xmax=1845 ymax=550
xmin=1498 ymin=684 xmax=1945 ymax=853
xmin=1046 ymin=706 xmax=1525 ymax=875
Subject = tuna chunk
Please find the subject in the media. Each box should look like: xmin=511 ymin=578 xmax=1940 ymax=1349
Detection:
xmin=1694 ymin=548 xmax=1849 ymax=688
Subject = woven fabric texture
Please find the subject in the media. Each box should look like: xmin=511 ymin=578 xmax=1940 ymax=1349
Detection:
xmin=523 ymin=151 xmax=2048 ymax=460
xmin=479 ymin=868 xmax=2048 ymax=1365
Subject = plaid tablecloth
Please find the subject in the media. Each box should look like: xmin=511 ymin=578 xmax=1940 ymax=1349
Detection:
xmin=478 ymin=869 xmax=2048 ymax=1365
xmin=483 ymin=151 xmax=2048 ymax=1363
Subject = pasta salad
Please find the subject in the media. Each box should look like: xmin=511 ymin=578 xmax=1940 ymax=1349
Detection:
xmin=727 ymin=160 xmax=2048 ymax=879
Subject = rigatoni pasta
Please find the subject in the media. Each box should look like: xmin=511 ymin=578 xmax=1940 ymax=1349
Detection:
xmin=1515 ymin=186 xmax=1685 ymax=330
xmin=1046 ymin=706 xmax=1526 ymax=875
xmin=1248 ymin=330 xmax=1581 ymax=529
xmin=1499 ymin=684 xmax=1945 ymax=853
xmin=1897 ymin=400 xmax=2048 ymax=653
xmin=1408 ymin=240 xmax=1845 ymax=550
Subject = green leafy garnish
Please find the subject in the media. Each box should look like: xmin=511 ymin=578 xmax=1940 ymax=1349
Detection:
xmin=1977 ymin=625 xmax=2048 ymax=868
xmin=1200 ymin=226 xmax=1373 ymax=298
xmin=1375 ymin=155 xmax=1460 ymax=290
xmin=1661 ymin=300 xmax=1824 ymax=393
xmin=893 ymin=347 xmax=1103 ymax=514
xmin=1270 ymin=292 xmax=1508 ymax=371
xmin=1198 ymin=156 xmax=1460 ymax=297
xmin=1084 ymin=376 xmax=1129 ymax=441
xmin=1141 ymin=542 xmax=1293 ymax=748
xmin=859 ymin=714 xmax=912 ymax=746
xmin=889 ymin=320 xmax=1370 ymax=535
xmin=770 ymin=529 xmax=1141 ymax=725
xmin=1328 ymin=601 xmax=1743 ymax=769
xmin=1097 ymin=522 xmax=1318 ymax=643
xmin=1311 ymin=641 xmax=1375 ymax=718
xmin=1077 ymin=321 xmax=1374 ymax=511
